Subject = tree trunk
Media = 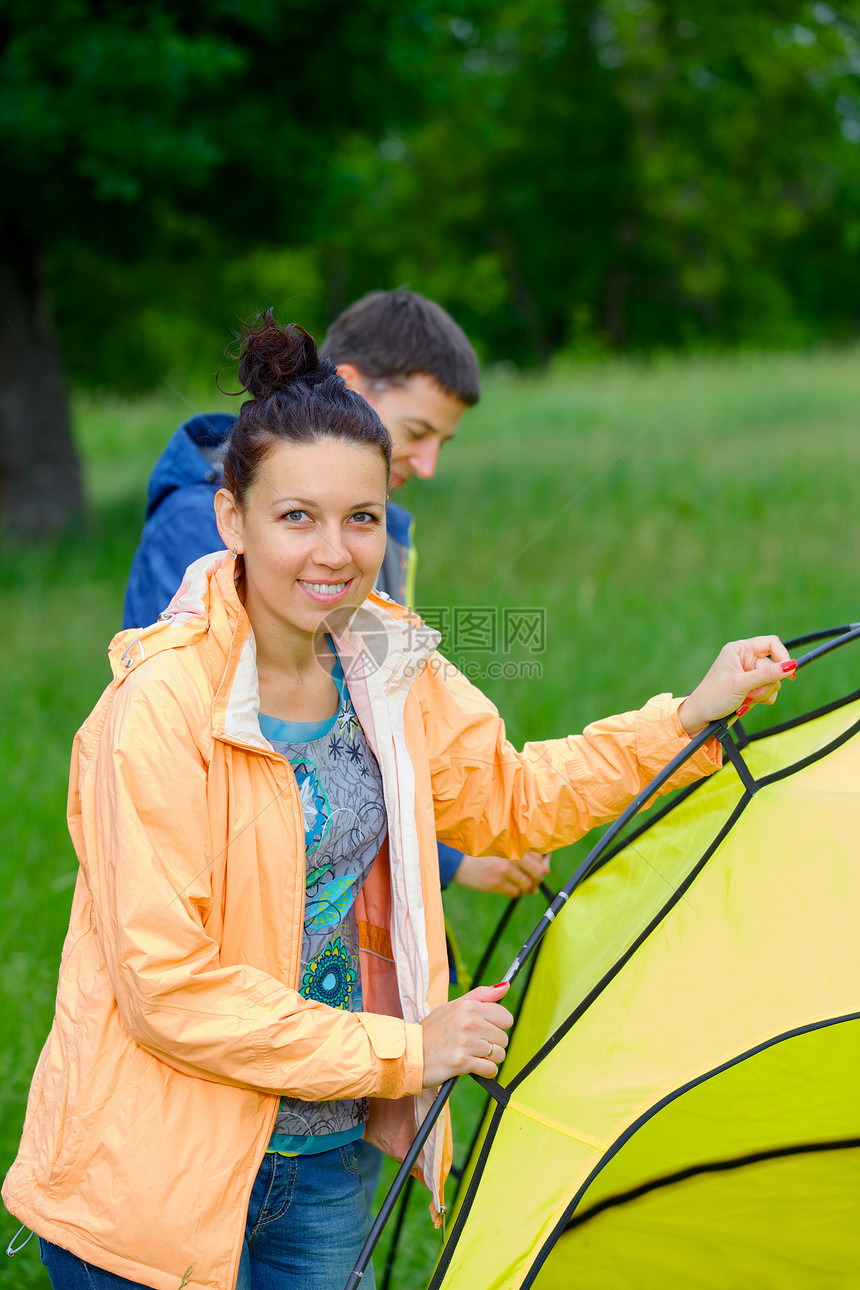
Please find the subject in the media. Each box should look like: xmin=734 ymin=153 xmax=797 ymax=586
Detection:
xmin=601 ymin=217 xmax=639 ymax=349
xmin=0 ymin=223 xmax=85 ymax=540
xmin=490 ymin=228 xmax=553 ymax=367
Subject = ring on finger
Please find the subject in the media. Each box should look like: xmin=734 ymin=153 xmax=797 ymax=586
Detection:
xmin=486 ymin=1040 xmax=494 ymax=1059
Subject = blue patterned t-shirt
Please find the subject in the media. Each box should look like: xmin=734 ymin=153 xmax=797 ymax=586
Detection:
xmin=260 ymin=656 xmax=387 ymax=1155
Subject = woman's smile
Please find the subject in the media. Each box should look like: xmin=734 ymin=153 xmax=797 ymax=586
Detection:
xmin=297 ymin=578 xmax=353 ymax=603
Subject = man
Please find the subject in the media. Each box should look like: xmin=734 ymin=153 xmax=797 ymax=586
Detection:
xmin=124 ymin=288 xmax=549 ymax=900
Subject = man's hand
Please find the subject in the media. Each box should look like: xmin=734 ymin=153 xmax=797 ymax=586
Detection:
xmin=453 ymin=850 xmax=550 ymax=898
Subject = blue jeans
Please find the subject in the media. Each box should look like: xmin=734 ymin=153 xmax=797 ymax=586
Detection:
xmin=353 ymin=1139 xmax=383 ymax=1220
xmin=39 ymin=1144 xmax=376 ymax=1290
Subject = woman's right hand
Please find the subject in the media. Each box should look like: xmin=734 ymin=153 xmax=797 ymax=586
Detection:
xmin=420 ymin=983 xmax=513 ymax=1088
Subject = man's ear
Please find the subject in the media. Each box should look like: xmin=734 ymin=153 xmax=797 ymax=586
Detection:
xmin=336 ymin=363 xmax=369 ymax=395
xmin=214 ymin=488 xmax=244 ymax=554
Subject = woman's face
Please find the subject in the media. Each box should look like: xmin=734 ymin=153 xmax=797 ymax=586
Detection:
xmin=216 ymin=437 xmax=388 ymax=648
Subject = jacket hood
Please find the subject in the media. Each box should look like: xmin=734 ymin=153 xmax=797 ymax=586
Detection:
xmin=144 ymin=413 xmax=236 ymax=519
xmin=109 ymin=550 xmax=236 ymax=682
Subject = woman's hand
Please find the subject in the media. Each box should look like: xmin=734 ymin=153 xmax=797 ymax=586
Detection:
xmin=678 ymin=636 xmax=796 ymax=737
xmin=420 ymin=983 xmax=513 ymax=1088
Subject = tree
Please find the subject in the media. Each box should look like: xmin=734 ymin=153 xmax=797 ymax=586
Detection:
xmin=311 ymin=0 xmax=860 ymax=362
xmin=0 ymin=0 xmax=426 ymax=537
xmin=4 ymin=0 xmax=860 ymax=540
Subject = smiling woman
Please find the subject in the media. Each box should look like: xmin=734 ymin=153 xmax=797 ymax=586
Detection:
xmin=3 ymin=314 xmax=795 ymax=1290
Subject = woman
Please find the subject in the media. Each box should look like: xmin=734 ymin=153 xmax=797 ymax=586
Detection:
xmin=3 ymin=315 xmax=794 ymax=1290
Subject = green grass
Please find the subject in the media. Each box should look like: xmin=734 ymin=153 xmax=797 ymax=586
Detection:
xmin=1 ymin=350 xmax=858 ymax=1287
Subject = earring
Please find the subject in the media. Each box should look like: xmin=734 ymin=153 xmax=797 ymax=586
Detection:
xmin=230 ymin=548 xmax=238 ymax=561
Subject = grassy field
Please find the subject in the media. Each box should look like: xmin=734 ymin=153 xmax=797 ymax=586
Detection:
xmin=0 ymin=349 xmax=858 ymax=1287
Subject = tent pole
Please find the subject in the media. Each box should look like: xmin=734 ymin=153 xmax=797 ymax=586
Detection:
xmin=381 ymin=1174 xmax=417 ymax=1290
xmin=344 ymin=1078 xmax=456 ymax=1290
xmin=793 ymin=623 xmax=860 ymax=669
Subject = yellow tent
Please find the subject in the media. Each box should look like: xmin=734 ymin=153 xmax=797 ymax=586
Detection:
xmin=429 ymin=630 xmax=860 ymax=1290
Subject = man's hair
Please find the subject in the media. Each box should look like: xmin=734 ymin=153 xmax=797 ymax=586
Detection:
xmin=321 ymin=289 xmax=481 ymax=406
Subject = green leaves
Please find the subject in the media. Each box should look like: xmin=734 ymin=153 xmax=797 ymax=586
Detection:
xmin=6 ymin=0 xmax=860 ymax=387
xmin=0 ymin=4 xmax=244 ymax=216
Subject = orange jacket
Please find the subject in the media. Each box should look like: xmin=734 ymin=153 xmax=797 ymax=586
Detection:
xmin=3 ymin=553 xmax=719 ymax=1290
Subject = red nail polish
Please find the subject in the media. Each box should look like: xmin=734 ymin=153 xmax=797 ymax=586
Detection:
xmin=736 ymin=701 xmax=752 ymax=718
xmin=493 ymin=982 xmax=507 ymax=989
xmin=781 ymin=660 xmax=797 ymax=675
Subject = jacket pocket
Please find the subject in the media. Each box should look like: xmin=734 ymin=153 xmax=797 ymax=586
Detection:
xmin=46 ymin=1038 xmax=148 ymax=1196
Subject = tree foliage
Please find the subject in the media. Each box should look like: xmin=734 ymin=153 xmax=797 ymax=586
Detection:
xmin=0 ymin=0 xmax=434 ymax=529
xmin=1 ymin=0 xmax=860 ymax=530
xmin=315 ymin=0 xmax=860 ymax=362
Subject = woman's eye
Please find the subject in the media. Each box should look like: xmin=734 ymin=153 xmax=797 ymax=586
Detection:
xmin=350 ymin=511 xmax=380 ymax=524
xmin=283 ymin=510 xmax=308 ymax=522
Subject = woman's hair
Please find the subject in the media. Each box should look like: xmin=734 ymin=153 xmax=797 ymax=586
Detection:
xmin=222 ymin=310 xmax=391 ymax=508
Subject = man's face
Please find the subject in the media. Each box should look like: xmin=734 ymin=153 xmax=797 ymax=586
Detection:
xmin=341 ymin=369 xmax=467 ymax=490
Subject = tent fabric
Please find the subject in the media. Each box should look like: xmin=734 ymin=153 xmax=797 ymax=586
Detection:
xmin=430 ymin=687 xmax=860 ymax=1290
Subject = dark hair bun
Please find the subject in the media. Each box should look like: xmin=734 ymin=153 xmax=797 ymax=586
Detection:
xmin=237 ymin=309 xmax=336 ymax=398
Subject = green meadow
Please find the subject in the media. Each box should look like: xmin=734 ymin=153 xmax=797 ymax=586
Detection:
xmin=1 ymin=349 xmax=857 ymax=1287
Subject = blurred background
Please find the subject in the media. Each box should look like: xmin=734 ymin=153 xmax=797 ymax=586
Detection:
xmin=1 ymin=1 xmax=859 ymax=1285
xmin=4 ymin=0 xmax=860 ymax=537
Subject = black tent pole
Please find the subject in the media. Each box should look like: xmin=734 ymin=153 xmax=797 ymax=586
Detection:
xmin=380 ymin=1174 xmax=416 ymax=1290
xmin=344 ymin=1078 xmax=456 ymax=1289
xmin=791 ymin=624 xmax=860 ymax=669
xmin=378 ymin=881 xmax=556 ymax=1288
xmin=785 ymin=622 xmax=860 ymax=652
